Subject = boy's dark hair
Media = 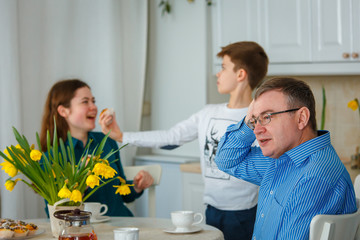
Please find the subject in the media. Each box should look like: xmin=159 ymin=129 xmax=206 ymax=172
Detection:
xmin=217 ymin=41 xmax=269 ymax=90
xmin=255 ymin=77 xmax=317 ymax=132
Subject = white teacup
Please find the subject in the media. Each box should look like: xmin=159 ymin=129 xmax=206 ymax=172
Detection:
xmin=113 ymin=228 xmax=139 ymax=240
xmin=83 ymin=202 xmax=108 ymax=220
xmin=171 ymin=210 xmax=204 ymax=231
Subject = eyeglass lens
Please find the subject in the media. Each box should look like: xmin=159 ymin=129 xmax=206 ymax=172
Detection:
xmin=246 ymin=108 xmax=300 ymax=130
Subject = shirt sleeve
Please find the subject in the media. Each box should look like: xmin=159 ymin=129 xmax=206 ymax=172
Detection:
xmin=215 ymin=117 xmax=270 ymax=185
xmin=122 ymin=110 xmax=202 ymax=148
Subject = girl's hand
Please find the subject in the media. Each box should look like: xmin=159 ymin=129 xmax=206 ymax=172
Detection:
xmin=133 ymin=170 xmax=154 ymax=193
xmin=99 ymin=111 xmax=124 ymax=142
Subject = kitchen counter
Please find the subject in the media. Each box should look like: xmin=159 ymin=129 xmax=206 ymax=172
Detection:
xmin=180 ymin=162 xmax=201 ymax=174
xmin=136 ymin=154 xmax=199 ymax=164
xmin=180 ymin=161 xmax=360 ymax=183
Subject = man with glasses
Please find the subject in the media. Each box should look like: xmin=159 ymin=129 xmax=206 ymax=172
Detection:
xmin=215 ymin=77 xmax=356 ymax=239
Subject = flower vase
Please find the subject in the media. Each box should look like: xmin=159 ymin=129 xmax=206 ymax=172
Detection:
xmin=48 ymin=199 xmax=84 ymax=238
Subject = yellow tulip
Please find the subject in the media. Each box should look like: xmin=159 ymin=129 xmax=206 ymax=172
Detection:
xmin=114 ymin=185 xmax=131 ymax=195
xmin=30 ymin=149 xmax=42 ymax=161
xmin=100 ymin=159 xmax=109 ymax=165
xmin=118 ymin=176 xmax=126 ymax=184
xmin=70 ymin=189 xmax=82 ymax=203
xmin=86 ymin=175 xmax=100 ymax=188
xmin=92 ymin=162 xmax=107 ymax=176
xmin=58 ymin=183 xmax=72 ymax=198
xmin=6 ymin=146 xmax=27 ymax=165
xmin=104 ymin=165 xmax=117 ymax=179
xmin=5 ymin=179 xmax=20 ymax=192
xmin=3 ymin=148 xmax=13 ymax=161
xmin=113 ymin=177 xmax=134 ymax=196
xmin=92 ymin=163 xmax=117 ymax=179
xmin=15 ymin=144 xmax=24 ymax=153
xmin=0 ymin=161 xmax=18 ymax=177
xmin=348 ymin=99 xmax=359 ymax=111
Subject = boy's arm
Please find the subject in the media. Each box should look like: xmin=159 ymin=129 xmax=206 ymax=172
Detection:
xmin=100 ymin=107 xmax=204 ymax=148
xmin=215 ymin=117 xmax=267 ymax=185
xmin=122 ymin=110 xmax=201 ymax=148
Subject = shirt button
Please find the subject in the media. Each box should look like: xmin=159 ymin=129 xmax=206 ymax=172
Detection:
xmin=261 ymin=213 xmax=264 ymax=218
xmin=254 ymin=237 xmax=256 ymax=240
xmin=270 ymin=190 xmax=274 ymax=195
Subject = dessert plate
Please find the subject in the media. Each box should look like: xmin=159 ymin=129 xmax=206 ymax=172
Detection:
xmin=163 ymin=226 xmax=202 ymax=234
xmin=90 ymin=216 xmax=111 ymax=223
xmin=3 ymin=228 xmax=45 ymax=239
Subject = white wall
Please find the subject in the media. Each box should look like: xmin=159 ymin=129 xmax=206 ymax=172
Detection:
xmin=145 ymin=0 xmax=210 ymax=158
xmin=0 ymin=0 xmax=148 ymax=219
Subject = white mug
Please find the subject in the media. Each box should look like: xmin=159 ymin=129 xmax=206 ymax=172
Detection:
xmin=113 ymin=228 xmax=139 ymax=240
xmin=83 ymin=202 xmax=108 ymax=220
xmin=171 ymin=211 xmax=204 ymax=231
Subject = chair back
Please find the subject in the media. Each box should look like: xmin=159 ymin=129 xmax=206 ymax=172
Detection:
xmin=123 ymin=164 xmax=162 ymax=217
xmin=309 ymin=198 xmax=360 ymax=240
xmin=354 ymin=174 xmax=360 ymax=199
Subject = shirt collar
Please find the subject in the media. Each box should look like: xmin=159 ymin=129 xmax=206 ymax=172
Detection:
xmin=283 ymin=130 xmax=331 ymax=168
xmin=70 ymin=136 xmax=82 ymax=149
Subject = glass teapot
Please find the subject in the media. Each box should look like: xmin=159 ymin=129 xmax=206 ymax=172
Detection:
xmin=54 ymin=208 xmax=97 ymax=240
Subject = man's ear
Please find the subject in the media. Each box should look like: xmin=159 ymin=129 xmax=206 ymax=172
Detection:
xmin=237 ymin=68 xmax=247 ymax=82
xmin=297 ymin=107 xmax=310 ymax=130
xmin=57 ymin=105 xmax=69 ymax=118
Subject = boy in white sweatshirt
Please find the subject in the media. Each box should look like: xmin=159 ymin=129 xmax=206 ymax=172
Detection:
xmin=99 ymin=41 xmax=269 ymax=240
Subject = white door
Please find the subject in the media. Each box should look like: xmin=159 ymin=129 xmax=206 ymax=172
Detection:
xmin=211 ymin=0 xmax=261 ymax=73
xmin=261 ymin=0 xmax=312 ymax=63
xmin=312 ymin=0 xmax=352 ymax=61
xmin=351 ymin=0 xmax=360 ymax=61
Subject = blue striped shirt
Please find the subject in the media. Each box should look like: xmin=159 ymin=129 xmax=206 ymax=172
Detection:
xmin=215 ymin=118 xmax=357 ymax=240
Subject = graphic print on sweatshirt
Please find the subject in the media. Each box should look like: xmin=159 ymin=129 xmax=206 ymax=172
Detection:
xmin=204 ymin=118 xmax=238 ymax=180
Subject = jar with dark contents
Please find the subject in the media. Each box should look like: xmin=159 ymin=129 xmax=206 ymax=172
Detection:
xmin=54 ymin=209 xmax=97 ymax=240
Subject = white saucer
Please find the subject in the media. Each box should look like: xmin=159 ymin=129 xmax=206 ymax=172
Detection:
xmin=163 ymin=226 xmax=202 ymax=234
xmin=90 ymin=216 xmax=111 ymax=223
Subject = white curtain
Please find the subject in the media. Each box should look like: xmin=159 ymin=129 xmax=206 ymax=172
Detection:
xmin=0 ymin=0 xmax=148 ymax=219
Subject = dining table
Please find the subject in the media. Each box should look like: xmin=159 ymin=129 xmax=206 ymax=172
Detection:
xmin=25 ymin=217 xmax=224 ymax=240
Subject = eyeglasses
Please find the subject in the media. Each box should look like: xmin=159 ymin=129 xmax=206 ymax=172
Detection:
xmin=246 ymin=108 xmax=300 ymax=130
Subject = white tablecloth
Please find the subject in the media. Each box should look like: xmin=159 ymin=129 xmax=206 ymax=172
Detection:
xmin=26 ymin=217 xmax=224 ymax=240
